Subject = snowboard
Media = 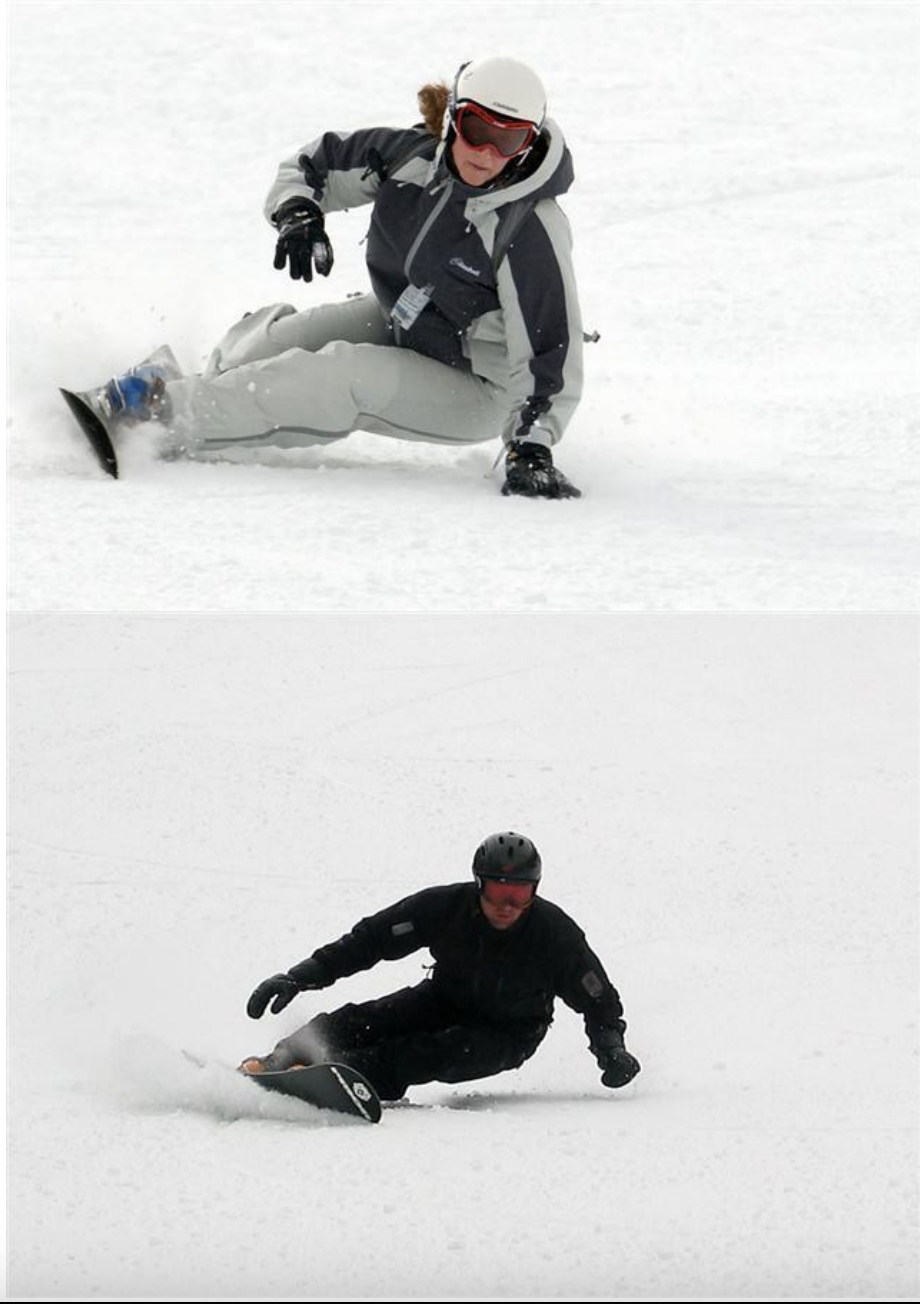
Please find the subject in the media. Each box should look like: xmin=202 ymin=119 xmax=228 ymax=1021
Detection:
xmin=60 ymin=387 xmax=118 ymax=478
xmin=243 ymin=1062 xmax=383 ymax=1124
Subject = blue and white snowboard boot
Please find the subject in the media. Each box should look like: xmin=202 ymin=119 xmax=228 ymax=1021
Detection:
xmin=61 ymin=344 xmax=184 ymax=477
xmin=94 ymin=343 xmax=182 ymax=423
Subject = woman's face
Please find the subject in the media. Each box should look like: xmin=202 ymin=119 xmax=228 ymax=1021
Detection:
xmin=450 ymin=134 xmax=509 ymax=187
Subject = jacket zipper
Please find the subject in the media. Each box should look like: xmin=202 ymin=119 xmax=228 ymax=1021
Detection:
xmin=403 ymin=178 xmax=454 ymax=285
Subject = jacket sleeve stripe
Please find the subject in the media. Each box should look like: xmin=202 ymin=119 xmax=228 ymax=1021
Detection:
xmin=500 ymin=204 xmax=583 ymax=445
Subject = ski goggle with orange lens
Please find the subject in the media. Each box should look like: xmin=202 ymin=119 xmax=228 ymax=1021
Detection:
xmin=455 ymin=103 xmax=538 ymax=158
xmin=480 ymin=878 xmax=536 ymax=907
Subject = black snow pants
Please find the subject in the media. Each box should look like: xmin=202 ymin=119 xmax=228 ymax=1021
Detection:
xmin=264 ymin=981 xmax=550 ymax=1101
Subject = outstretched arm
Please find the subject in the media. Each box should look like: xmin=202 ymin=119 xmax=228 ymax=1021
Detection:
xmin=246 ymin=887 xmax=441 ymax=1019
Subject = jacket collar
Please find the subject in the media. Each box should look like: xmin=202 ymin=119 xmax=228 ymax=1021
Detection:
xmin=429 ymin=119 xmax=572 ymax=213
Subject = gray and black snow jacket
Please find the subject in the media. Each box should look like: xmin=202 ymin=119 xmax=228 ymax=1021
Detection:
xmin=265 ymin=123 xmax=584 ymax=447
xmin=300 ymin=882 xmax=626 ymax=1043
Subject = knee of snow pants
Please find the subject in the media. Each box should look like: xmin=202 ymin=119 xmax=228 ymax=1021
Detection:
xmin=267 ymin=985 xmax=441 ymax=1072
xmin=356 ymin=1019 xmax=549 ymax=1100
xmin=204 ymin=296 xmax=393 ymax=376
xmin=286 ymin=985 xmax=550 ymax=1101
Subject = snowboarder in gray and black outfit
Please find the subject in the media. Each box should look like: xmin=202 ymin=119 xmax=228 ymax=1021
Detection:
xmin=241 ymin=833 xmax=640 ymax=1101
xmin=86 ymin=57 xmax=586 ymax=497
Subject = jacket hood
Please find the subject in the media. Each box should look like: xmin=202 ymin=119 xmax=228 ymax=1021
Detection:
xmin=433 ymin=118 xmax=574 ymax=214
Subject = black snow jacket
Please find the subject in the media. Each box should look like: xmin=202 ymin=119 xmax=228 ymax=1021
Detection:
xmin=302 ymin=883 xmax=626 ymax=1043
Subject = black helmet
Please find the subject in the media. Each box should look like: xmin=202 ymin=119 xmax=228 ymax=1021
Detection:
xmin=472 ymin=831 xmax=542 ymax=886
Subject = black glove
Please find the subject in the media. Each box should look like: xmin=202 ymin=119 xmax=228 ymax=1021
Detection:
xmin=501 ymin=440 xmax=582 ymax=500
xmin=590 ymin=1026 xmax=641 ymax=1089
xmin=246 ymin=957 xmax=326 ymax=1019
xmin=246 ymin=973 xmax=298 ymax=1019
xmin=600 ymin=1049 xmax=641 ymax=1088
xmin=272 ymin=198 xmax=334 ymax=282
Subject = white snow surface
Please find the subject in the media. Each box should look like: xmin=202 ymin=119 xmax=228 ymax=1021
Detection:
xmin=6 ymin=614 xmax=919 ymax=1299
xmin=7 ymin=0 xmax=920 ymax=612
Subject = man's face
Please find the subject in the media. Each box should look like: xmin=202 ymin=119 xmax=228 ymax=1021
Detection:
xmin=478 ymin=877 xmax=536 ymax=930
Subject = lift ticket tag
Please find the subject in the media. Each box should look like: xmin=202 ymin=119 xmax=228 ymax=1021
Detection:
xmin=391 ymin=283 xmax=434 ymax=331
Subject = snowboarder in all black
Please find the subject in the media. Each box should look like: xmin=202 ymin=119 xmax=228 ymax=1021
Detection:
xmin=67 ymin=57 xmax=584 ymax=497
xmin=242 ymin=832 xmax=640 ymax=1102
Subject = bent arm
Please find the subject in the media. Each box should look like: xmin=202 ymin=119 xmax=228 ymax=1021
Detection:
xmin=496 ymin=202 xmax=584 ymax=447
xmin=556 ymin=932 xmax=627 ymax=1043
xmin=265 ymin=126 xmax=428 ymax=222
xmin=293 ymin=887 xmax=447 ymax=984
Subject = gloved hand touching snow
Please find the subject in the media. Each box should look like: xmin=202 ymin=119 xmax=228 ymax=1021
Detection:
xmin=590 ymin=1026 xmax=641 ymax=1089
xmin=501 ymin=440 xmax=582 ymax=500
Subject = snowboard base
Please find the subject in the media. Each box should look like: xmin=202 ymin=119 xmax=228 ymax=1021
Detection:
xmin=244 ymin=1061 xmax=382 ymax=1124
xmin=60 ymin=388 xmax=118 ymax=478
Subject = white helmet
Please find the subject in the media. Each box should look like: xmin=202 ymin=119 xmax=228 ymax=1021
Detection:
xmin=449 ymin=57 xmax=547 ymax=131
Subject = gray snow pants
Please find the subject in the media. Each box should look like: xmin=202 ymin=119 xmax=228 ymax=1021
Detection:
xmin=165 ymin=296 xmax=511 ymax=452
